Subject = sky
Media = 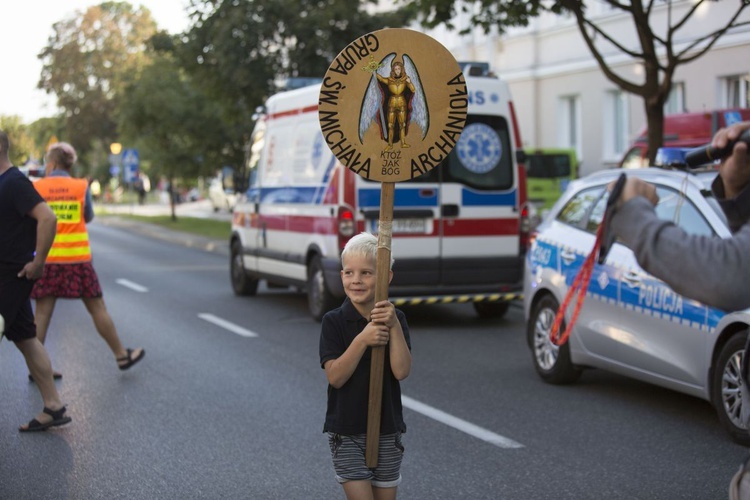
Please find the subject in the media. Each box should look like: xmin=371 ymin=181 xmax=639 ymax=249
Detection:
xmin=1 ymin=1 xmax=191 ymax=124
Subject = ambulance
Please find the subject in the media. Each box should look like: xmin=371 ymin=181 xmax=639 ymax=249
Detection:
xmin=230 ymin=67 xmax=530 ymax=320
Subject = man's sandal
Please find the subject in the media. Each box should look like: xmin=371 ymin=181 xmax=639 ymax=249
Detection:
xmin=117 ymin=348 xmax=145 ymax=371
xmin=19 ymin=406 xmax=71 ymax=432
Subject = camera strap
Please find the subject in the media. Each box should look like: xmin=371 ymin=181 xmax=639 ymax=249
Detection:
xmin=550 ymin=173 xmax=626 ymax=346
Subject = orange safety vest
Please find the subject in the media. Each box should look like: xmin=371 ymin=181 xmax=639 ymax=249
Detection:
xmin=33 ymin=176 xmax=92 ymax=263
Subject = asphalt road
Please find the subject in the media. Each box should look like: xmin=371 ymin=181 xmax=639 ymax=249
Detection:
xmin=0 ymin=214 xmax=747 ymax=499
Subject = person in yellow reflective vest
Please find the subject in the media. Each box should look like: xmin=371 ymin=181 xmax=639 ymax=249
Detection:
xmin=30 ymin=142 xmax=144 ymax=377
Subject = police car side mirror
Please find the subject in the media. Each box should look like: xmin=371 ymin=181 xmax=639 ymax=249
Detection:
xmin=516 ymin=150 xmax=527 ymax=164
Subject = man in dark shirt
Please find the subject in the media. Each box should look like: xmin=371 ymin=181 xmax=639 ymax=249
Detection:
xmin=0 ymin=130 xmax=71 ymax=431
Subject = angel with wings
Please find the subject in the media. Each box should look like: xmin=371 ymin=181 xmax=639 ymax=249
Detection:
xmin=359 ymin=53 xmax=429 ymax=151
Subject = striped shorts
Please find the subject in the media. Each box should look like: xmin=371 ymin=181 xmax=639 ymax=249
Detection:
xmin=328 ymin=432 xmax=404 ymax=488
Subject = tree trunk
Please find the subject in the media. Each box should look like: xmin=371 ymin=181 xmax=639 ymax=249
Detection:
xmin=169 ymin=174 xmax=177 ymax=221
xmin=644 ymin=97 xmax=665 ymax=166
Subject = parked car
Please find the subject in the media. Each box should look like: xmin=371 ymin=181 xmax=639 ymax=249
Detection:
xmin=523 ymin=166 xmax=750 ymax=445
xmin=208 ymin=169 xmax=238 ymax=212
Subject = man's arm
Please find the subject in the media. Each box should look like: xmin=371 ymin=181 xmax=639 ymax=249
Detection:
xmin=18 ymin=202 xmax=56 ymax=280
xmin=84 ymin=186 xmax=95 ymax=223
xmin=611 ymin=198 xmax=750 ymax=311
xmin=609 ymin=121 xmax=750 ymax=312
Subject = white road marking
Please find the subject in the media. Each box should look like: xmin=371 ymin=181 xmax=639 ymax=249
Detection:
xmin=401 ymin=395 xmax=524 ymax=449
xmin=116 ymin=279 xmax=149 ymax=293
xmin=198 ymin=313 xmax=258 ymax=338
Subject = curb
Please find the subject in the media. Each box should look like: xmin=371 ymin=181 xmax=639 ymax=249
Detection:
xmin=97 ymin=216 xmax=230 ymax=257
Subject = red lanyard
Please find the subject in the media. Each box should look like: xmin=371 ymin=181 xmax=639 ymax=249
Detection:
xmin=549 ymin=222 xmax=604 ymax=346
xmin=550 ymin=173 xmax=625 ymax=346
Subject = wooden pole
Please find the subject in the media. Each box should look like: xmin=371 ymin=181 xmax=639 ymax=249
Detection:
xmin=366 ymin=181 xmax=395 ymax=468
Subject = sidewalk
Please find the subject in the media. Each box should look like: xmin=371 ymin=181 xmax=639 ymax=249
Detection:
xmin=96 ymin=201 xmax=230 ymax=257
xmin=99 ymin=199 xmax=232 ymax=221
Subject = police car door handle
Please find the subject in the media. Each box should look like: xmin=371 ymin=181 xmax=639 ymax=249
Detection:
xmin=623 ymin=272 xmax=641 ymax=285
xmin=561 ymin=250 xmax=576 ymax=264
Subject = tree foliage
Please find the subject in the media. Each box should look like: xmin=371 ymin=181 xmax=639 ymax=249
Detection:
xmin=37 ymin=2 xmax=158 ymax=166
xmin=178 ymin=0 xmax=415 ymax=162
xmin=0 ymin=116 xmax=36 ymax=166
xmin=407 ymin=0 xmax=750 ymax=162
xmin=117 ymin=46 xmax=233 ymax=218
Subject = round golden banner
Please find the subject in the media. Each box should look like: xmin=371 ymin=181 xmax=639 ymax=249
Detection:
xmin=318 ymin=28 xmax=468 ymax=183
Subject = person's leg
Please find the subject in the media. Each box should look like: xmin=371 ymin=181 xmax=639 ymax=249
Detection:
xmin=371 ymin=433 xmax=403 ymax=499
xmin=372 ymin=486 xmax=397 ymax=500
xmin=82 ymin=296 xmax=144 ymax=367
xmin=15 ymin=338 xmax=67 ymax=428
xmin=34 ymin=296 xmax=57 ymax=345
xmin=82 ymin=296 xmax=125 ymax=356
xmin=342 ymin=481 xmax=375 ymax=500
xmin=30 ymin=296 xmax=62 ymax=379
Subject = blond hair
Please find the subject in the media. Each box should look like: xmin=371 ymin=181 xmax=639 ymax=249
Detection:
xmin=341 ymin=232 xmax=395 ymax=269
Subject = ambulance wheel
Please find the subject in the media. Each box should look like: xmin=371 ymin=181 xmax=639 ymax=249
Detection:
xmin=711 ymin=331 xmax=750 ymax=446
xmin=308 ymin=255 xmax=337 ymax=321
xmin=528 ymin=294 xmax=581 ymax=384
xmin=230 ymin=240 xmax=258 ymax=296
xmin=473 ymin=301 xmax=509 ymax=319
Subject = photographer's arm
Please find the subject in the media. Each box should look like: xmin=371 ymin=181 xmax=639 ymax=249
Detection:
xmin=611 ymin=198 xmax=750 ymax=311
xmin=610 ymin=121 xmax=750 ymax=311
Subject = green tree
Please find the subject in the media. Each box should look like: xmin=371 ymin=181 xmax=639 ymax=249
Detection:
xmin=0 ymin=116 xmax=35 ymax=166
xmin=28 ymin=117 xmax=66 ymax=159
xmin=37 ymin=2 xmax=158 ymax=170
xmin=117 ymin=50 xmax=232 ymax=219
xmin=178 ymin=0 xmax=414 ymax=163
xmin=407 ymin=0 xmax=750 ymax=163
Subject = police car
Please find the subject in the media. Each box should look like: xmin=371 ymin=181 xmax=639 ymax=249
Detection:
xmin=523 ymin=163 xmax=750 ymax=445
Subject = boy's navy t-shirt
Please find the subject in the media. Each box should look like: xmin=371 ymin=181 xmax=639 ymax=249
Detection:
xmin=320 ymin=297 xmax=411 ymax=435
xmin=0 ymin=167 xmax=44 ymax=266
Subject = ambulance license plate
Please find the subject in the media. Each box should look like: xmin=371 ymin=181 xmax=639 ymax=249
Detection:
xmin=368 ymin=218 xmax=427 ymax=234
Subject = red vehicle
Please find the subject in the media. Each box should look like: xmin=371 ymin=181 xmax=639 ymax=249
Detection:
xmin=619 ymin=108 xmax=750 ymax=169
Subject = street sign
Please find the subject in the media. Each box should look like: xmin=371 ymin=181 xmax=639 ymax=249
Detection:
xmin=122 ymin=148 xmax=139 ymax=168
xmin=122 ymin=148 xmax=139 ymax=183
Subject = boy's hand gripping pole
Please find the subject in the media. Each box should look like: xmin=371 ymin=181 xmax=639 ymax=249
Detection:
xmin=549 ymin=173 xmax=626 ymax=346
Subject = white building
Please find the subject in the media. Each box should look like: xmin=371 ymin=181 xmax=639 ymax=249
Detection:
xmin=428 ymin=1 xmax=750 ymax=175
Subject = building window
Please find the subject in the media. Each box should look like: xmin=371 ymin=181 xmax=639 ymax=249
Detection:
xmin=558 ymin=95 xmax=582 ymax=160
xmin=604 ymin=90 xmax=629 ymax=160
xmin=721 ymin=74 xmax=750 ymax=108
xmin=664 ymin=82 xmax=685 ymax=114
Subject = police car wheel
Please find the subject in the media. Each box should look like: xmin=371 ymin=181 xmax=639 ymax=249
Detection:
xmin=528 ymin=294 xmax=581 ymax=385
xmin=308 ymin=255 xmax=337 ymax=321
xmin=230 ymin=240 xmax=258 ymax=296
xmin=473 ymin=301 xmax=509 ymax=319
xmin=711 ymin=331 xmax=750 ymax=446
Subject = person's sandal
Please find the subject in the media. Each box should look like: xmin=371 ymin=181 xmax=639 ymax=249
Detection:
xmin=28 ymin=372 xmax=63 ymax=382
xmin=19 ymin=406 xmax=71 ymax=432
xmin=117 ymin=348 xmax=145 ymax=371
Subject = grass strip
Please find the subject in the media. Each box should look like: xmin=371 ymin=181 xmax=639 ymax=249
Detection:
xmin=101 ymin=214 xmax=231 ymax=240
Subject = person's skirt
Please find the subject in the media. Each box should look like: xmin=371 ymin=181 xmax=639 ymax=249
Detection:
xmin=31 ymin=262 xmax=103 ymax=299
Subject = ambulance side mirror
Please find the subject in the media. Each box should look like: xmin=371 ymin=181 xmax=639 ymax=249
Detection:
xmin=516 ymin=149 xmax=527 ymax=164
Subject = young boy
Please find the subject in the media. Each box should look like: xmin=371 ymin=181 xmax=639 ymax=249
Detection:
xmin=319 ymin=232 xmax=412 ymax=500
